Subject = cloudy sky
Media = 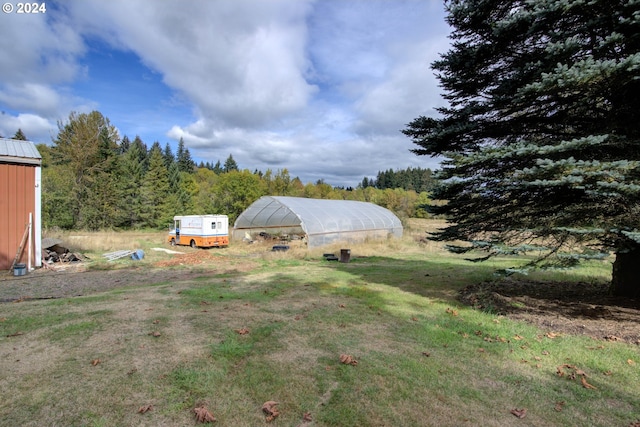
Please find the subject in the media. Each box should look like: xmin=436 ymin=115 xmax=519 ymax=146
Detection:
xmin=0 ymin=0 xmax=450 ymax=186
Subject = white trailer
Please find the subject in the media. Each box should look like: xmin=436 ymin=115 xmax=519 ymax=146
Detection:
xmin=167 ymin=215 xmax=229 ymax=248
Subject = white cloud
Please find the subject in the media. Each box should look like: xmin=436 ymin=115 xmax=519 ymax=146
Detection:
xmin=0 ymin=0 xmax=450 ymax=185
xmin=0 ymin=84 xmax=63 ymax=117
xmin=0 ymin=10 xmax=84 ymax=85
xmin=353 ymin=39 xmax=449 ymax=136
xmin=65 ymin=0 xmax=318 ymax=128
xmin=0 ymin=113 xmax=56 ymax=142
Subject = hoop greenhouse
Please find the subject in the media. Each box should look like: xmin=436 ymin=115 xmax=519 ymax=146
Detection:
xmin=233 ymin=196 xmax=403 ymax=248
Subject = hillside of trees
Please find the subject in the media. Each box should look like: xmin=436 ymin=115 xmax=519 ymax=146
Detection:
xmin=26 ymin=111 xmax=432 ymax=231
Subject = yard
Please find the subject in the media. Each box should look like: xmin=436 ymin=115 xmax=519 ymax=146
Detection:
xmin=1 ymin=220 xmax=638 ymax=426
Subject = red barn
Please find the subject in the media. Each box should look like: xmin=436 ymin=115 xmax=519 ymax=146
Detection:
xmin=0 ymin=138 xmax=42 ymax=271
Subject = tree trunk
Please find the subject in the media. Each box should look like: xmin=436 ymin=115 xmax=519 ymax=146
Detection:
xmin=611 ymin=246 xmax=640 ymax=298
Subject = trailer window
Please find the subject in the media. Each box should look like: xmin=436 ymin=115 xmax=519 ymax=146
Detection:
xmin=211 ymin=222 xmax=216 ymax=229
xmin=217 ymin=222 xmax=222 ymax=229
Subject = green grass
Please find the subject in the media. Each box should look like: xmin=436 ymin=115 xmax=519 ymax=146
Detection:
xmin=0 ymin=231 xmax=637 ymax=427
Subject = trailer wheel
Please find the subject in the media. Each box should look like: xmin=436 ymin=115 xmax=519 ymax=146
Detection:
xmin=190 ymin=240 xmax=197 ymax=248
xmin=170 ymin=238 xmax=176 ymax=246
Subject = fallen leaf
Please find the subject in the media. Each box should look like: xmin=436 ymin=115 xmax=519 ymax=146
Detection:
xmin=235 ymin=327 xmax=250 ymax=335
xmin=587 ymin=345 xmax=605 ymax=350
xmin=422 ymin=351 xmax=431 ymax=357
xmin=554 ymin=401 xmax=565 ymax=412
xmin=510 ymin=408 xmax=527 ymax=418
xmin=628 ymin=359 xmax=636 ymax=366
xmin=603 ymin=370 xmax=613 ymax=376
xmin=411 ymin=317 xmax=418 ymax=321
xmin=302 ymin=412 xmax=312 ymax=422
xmin=541 ymin=350 xmax=550 ymax=356
xmin=546 ymin=332 xmax=559 ymax=339
xmin=262 ymin=401 xmax=280 ymax=422
xmin=478 ymin=348 xmax=485 ymax=353
xmin=91 ymin=359 xmax=101 ymax=366
xmin=445 ymin=307 xmax=459 ymax=316
xmin=194 ymin=405 xmax=216 ymax=423
xmin=148 ymin=331 xmax=161 ymax=337
xmin=6 ymin=331 xmax=23 ymax=337
xmin=339 ymin=354 xmax=358 ymax=366
xmin=152 ymin=319 xmax=160 ymax=324
xmin=138 ymin=404 xmax=153 ymax=414
xmin=513 ymin=334 xmax=524 ymax=340
xmin=339 ymin=304 xmax=346 ymax=308
xmin=580 ymin=376 xmax=597 ymax=390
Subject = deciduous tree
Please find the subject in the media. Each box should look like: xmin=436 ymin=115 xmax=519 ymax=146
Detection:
xmin=51 ymin=111 xmax=120 ymax=228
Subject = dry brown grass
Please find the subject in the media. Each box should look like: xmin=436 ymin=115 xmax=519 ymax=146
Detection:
xmin=44 ymin=229 xmax=166 ymax=253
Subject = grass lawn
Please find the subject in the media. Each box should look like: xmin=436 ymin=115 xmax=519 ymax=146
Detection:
xmin=0 ymin=220 xmax=638 ymax=426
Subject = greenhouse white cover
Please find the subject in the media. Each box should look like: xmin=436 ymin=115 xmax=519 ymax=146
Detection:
xmin=233 ymin=196 xmax=403 ymax=248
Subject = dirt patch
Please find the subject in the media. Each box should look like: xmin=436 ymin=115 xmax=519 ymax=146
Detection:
xmin=459 ymin=279 xmax=640 ymax=345
xmin=0 ymin=252 xmax=259 ymax=302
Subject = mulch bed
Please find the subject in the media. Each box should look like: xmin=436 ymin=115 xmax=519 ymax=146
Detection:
xmin=458 ymin=278 xmax=640 ymax=345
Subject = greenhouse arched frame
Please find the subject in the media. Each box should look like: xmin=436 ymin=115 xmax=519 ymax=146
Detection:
xmin=233 ymin=196 xmax=403 ymax=248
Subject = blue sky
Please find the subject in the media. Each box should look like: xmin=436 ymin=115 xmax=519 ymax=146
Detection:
xmin=0 ymin=0 xmax=450 ymax=186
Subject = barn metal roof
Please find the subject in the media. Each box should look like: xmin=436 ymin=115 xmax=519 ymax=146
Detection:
xmin=0 ymin=138 xmax=42 ymax=165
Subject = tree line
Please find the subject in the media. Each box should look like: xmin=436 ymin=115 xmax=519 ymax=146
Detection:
xmin=24 ymin=111 xmax=432 ymax=231
xmin=360 ymin=167 xmax=437 ymax=193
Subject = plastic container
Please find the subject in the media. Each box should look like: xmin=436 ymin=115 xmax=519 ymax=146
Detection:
xmin=13 ymin=263 xmax=27 ymax=276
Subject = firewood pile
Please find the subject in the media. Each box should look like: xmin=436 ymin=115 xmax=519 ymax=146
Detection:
xmin=42 ymin=238 xmax=84 ymax=264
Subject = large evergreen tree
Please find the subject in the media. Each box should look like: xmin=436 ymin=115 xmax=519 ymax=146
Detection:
xmin=118 ymin=138 xmax=146 ymax=227
xmin=80 ymin=125 xmax=121 ymax=229
xmin=223 ymin=154 xmax=239 ymax=172
xmin=404 ymin=0 xmax=640 ymax=297
xmin=176 ymin=137 xmax=195 ymax=173
xmin=140 ymin=145 xmax=172 ymax=228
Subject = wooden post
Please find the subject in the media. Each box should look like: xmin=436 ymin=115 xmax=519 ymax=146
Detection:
xmin=11 ymin=221 xmax=30 ymax=272
xmin=28 ymin=212 xmax=33 ymax=271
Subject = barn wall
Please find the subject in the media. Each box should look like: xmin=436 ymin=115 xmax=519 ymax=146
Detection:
xmin=0 ymin=163 xmax=37 ymax=270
